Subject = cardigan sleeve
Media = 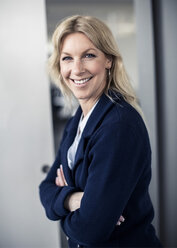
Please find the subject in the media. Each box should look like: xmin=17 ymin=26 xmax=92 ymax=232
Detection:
xmin=61 ymin=121 xmax=151 ymax=245
xmin=39 ymin=150 xmax=78 ymax=220
xmin=39 ymin=119 xmax=79 ymax=220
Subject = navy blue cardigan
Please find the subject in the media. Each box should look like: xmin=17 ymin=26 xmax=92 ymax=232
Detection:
xmin=39 ymin=93 xmax=162 ymax=247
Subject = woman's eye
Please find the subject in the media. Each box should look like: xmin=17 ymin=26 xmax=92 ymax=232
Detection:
xmin=62 ymin=56 xmax=72 ymax=61
xmin=84 ymin=53 xmax=96 ymax=58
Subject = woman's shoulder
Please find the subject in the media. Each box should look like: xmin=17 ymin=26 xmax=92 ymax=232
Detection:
xmin=105 ymin=96 xmax=145 ymax=130
xmin=96 ymin=97 xmax=151 ymax=147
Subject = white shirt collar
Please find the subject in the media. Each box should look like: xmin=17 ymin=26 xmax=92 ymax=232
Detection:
xmin=78 ymin=100 xmax=99 ymax=135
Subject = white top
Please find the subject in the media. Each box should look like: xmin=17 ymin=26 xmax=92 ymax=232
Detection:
xmin=67 ymin=101 xmax=98 ymax=170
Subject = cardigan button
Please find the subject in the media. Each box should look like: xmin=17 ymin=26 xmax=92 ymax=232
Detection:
xmin=77 ymin=245 xmax=80 ymax=248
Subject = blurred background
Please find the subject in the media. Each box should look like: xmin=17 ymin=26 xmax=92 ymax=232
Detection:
xmin=0 ymin=0 xmax=176 ymax=247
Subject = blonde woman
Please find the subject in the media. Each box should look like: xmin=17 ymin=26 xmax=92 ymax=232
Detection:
xmin=39 ymin=15 xmax=162 ymax=247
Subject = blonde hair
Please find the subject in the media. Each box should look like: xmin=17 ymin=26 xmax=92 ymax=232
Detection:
xmin=48 ymin=15 xmax=143 ymax=117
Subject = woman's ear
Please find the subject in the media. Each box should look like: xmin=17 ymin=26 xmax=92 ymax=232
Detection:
xmin=106 ymin=55 xmax=112 ymax=69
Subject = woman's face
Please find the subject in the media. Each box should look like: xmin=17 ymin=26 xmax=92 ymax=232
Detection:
xmin=60 ymin=32 xmax=111 ymax=106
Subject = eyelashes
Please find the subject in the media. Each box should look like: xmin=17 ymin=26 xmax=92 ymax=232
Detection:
xmin=61 ymin=53 xmax=96 ymax=61
xmin=85 ymin=53 xmax=96 ymax=58
xmin=62 ymin=56 xmax=72 ymax=61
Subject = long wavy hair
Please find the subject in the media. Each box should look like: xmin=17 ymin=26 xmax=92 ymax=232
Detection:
xmin=48 ymin=15 xmax=143 ymax=117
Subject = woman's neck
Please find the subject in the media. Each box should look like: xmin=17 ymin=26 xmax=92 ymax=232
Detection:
xmin=79 ymin=96 xmax=100 ymax=117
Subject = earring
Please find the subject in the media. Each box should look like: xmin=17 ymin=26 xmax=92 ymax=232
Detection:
xmin=106 ymin=68 xmax=111 ymax=76
xmin=107 ymin=68 xmax=111 ymax=84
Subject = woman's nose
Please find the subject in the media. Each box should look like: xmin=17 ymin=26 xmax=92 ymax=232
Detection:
xmin=72 ymin=60 xmax=84 ymax=75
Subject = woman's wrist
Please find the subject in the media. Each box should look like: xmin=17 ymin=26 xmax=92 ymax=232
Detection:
xmin=64 ymin=192 xmax=84 ymax=212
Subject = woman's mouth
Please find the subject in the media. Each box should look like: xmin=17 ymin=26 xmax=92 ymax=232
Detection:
xmin=71 ymin=77 xmax=93 ymax=86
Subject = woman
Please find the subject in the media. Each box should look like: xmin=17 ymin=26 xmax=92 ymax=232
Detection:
xmin=39 ymin=15 xmax=162 ymax=247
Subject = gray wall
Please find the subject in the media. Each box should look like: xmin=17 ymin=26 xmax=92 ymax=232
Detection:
xmin=135 ymin=0 xmax=159 ymax=234
xmin=153 ymin=0 xmax=177 ymax=246
xmin=135 ymin=0 xmax=177 ymax=246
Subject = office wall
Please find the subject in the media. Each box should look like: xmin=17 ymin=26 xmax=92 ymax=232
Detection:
xmin=0 ymin=0 xmax=59 ymax=247
xmin=135 ymin=0 xmax=177 ymax=246
xmin=134 ymin=0 xmax=159 ymax=233
xmin=153 ymin=0 xmax=177 ymax=246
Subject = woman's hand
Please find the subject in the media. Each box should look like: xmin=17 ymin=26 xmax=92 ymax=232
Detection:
xmin=55 ymin=165 xmax=68 ymax=186
xmin=117 ymin=215 xmax=125 ymax=225
xmin=55 ymin=165 xmax=84 ymax=212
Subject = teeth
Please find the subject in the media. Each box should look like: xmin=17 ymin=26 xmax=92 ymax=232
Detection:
xmin=73 ymin=77 xmax=91 ymax=85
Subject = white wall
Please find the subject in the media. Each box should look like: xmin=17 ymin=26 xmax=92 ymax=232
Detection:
xmin=0 ymin=0 xmax=59 ymax=247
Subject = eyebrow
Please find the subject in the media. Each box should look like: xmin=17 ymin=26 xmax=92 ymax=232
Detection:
xmin=61 ymin=48 xmax=97 ymax=55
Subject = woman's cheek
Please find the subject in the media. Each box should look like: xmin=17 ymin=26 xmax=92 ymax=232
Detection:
xmin=60 ymin=67 xmax=67 ymax=79
xmin=61 ymin=65 xmax=71 ymax=79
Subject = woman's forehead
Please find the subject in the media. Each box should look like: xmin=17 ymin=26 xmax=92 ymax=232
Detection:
xmin=60 ymin=32 xmax=98 ymax=54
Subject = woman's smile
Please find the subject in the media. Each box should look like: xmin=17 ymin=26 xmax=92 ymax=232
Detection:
xmin=70 ymin=76 xmax=93 ymax=86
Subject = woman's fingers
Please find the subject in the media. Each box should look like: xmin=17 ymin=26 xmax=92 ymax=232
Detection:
xmin=55 ymin=165 xmax=68 ymax=187
xmin=119 ymin=215 xmax=125 ymax=222
xmin=60 ymin=164 xmax=68 ymax=186
xmin=55 ymin=175 xmax=63 ymax=186
xmin=55 ymin=168 xmax=65 ymax=186
xmin=116 ymin=215 xmax=125 ymax=226
xmin=55 ymin=176 xmax=59 ymax=186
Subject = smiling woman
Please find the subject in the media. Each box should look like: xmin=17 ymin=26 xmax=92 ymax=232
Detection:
xmin=39 ymin=15 xmax=162 ymax=248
